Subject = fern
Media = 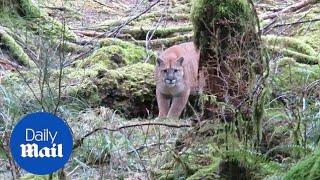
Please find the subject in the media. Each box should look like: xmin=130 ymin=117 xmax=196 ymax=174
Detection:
xmin=283 ymin=149 xmax=320 ymax=180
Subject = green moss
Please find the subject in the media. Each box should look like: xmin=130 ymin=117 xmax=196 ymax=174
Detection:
xmin=221 ymin=150 xmax=283 ymax=179
xmin=191 ymin=0 xmax=255 ymax=49
xmin=0 ymin=0 xmax=77 ymax=43
xmin=187 ymin=157 xmax=221 ymax=180
xmin=0 ymin=28 xmax=36 ymax=67
xmin=190 ymin=0 xmax=261 ymax=73
xmin=171 ymin=4 xmax=191 ymax=14
xmin=133 ymin=33 xmax=193 ymax=49
xmin=100 ymin=11 xmax=190 ymax=29
xmin=57 ymin=41 xmax=82 ymax=52
xmin=154 ymin=148 xmax=283 ymax=180
xmin=80 ymin=46 xmax=128 ymax=69
xmin=18 ymin=0 xmax=44 ymax=18
xmin=278 ymin=6 xmax=320 ymax=53
xmin=263 ymin=35 xmax=319 ymax=64
xmin=191 ymin=0 xmax=263 ymax=144
xmin=80 ymin=38 xmax=156 ymax=69
xmin=121 ymin=25 xmax=193 ymax=40
xmin=152 ymin=118 xmax=283 ymax=179
xmin=99 ymin=19 xmax=123 ymax=29
xmin=28 ymin=17 xmax=77 ymax=42
xmin=98 ymin=62 xmax=155 ymax=100
xmin=269 ymin=46 xmax=319 ymax=65
xmin=100 ymin=38 xmax=137 ymax=48
xmin=65 ymin=67 xmax=99 ymax=79
xmin=76 ymin=133 xmax=111 ymax=165
xmin=20 ymin=173 xmax=58 ymax=180
xmin=135 ymin=12 xmax=189 ymax=23
xmin=276 ymin=57 xmax=296 ymax=67
xmin=297 ymin=33 xmax=320 ymax=52
xmin=16 ymin=0 xmax=77 ymax=41
xmin=66 ymin=63 xmax=156 ymax=117
xmin=284 ymin=149 xmax=320 ymax=180
xmin=67 ymin=78 xmax=101 ymax=106
xmin=154 ymin=151 xmax=207 ymax=180
xmin=272 ymin=60 xmax=320 ymax=92
xmin=263 ymin=35 xmax=317 ymax=57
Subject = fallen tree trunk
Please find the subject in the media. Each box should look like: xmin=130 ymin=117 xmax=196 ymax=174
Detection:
xmin=74 ymin=30 xmax=105 ymax=37
xmin=263 ymin=35 xmax=320 ymax=64
xmin=132 ymin=33 xmax=193 ymax=49
xmin=0 ymin=27 xmax=36 ymax=67
xmin=120 ymin=25 xmax=193 ymax=40
xmin=4 ymin=0 xmax=77 ymax=41
xmin=260 ymin=0 xmax=320 ymax=20
xmin=66 ymin=63 xmax=157 ymax=118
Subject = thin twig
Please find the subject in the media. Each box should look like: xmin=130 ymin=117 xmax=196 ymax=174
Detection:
xmin=127 ymin=141 xmax=174 ymax=154
xmin=54 ymin=17 xmax=66 ymax=114
xmin=39 ymin=5 xmax=70 ymax=12
xmin=73 ymin=121 xmax=190 ymax=149
xmin=92 ymin=0 xmax=107 ymax=6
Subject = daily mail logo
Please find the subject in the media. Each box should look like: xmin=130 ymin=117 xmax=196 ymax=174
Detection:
xmin=10 ymin=112 xmax=73 ymax=175
xmin=20 ymin=129 xmax=63 ymax=158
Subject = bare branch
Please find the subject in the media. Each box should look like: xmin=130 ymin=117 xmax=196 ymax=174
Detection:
xmin=73 ymin=0 xmax=160 ymax=61
xmin=73 ymin=121 xmax=190 ymax=149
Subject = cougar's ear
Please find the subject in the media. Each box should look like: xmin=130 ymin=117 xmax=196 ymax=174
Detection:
xmin=156 ymin=58 xmax=164 ymax=66
xmin=176 ymin=57 xmax=184 ymax=66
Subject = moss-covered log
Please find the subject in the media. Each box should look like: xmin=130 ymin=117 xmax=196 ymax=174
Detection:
xmin=263 ymin=35 xmax=319 ymax=64
xmin=271 ymin=57 xmax=320 ymax=94
xmin=67 ymin=63 xmax=157 ymax=118
xmin=77 ymin=38 xmax=156 ymax=69
xmin=266 ymin=46 xmax=319 ymax=65
xmin=0 ymin=27 xmax=35 ymax=67
xmin=99 ymin=37 xmax=155 ymax=57
xmin=63 ymin=39 xmax=157 ymax=117
xmin=0 ymin=0 xmax=77 ymax=41
xmin=132 ymin=33 xmax=193 ymax=49
xmin=136 ymin=12 xmax=189 ymax=22
xmin=263 ymin=35 xmax=317 ymax=56
xmin=121 ymin=25 xmax=193 ymax=40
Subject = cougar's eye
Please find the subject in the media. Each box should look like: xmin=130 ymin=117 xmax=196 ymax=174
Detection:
xmin=174 ymin=69 xmax=179 ymax=73
xmin=162 ymin=69 xmax=168 ymax=73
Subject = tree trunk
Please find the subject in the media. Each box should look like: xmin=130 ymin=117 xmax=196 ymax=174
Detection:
xmin=191 ymin=0 xmax=266 ymax=143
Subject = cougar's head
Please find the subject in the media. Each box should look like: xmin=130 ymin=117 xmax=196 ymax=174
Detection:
xmin=156 ymin=56 xmax=184 ymax=87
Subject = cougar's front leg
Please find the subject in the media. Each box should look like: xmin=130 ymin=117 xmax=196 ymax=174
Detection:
xmin=156 ymin=89 xmax=171 ymax=118
xmin=167 ymin=89 xmax=190 ymax=119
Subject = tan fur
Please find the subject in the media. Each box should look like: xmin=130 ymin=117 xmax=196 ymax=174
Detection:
xmin=155 ymin=42 xmax=201 ymax=119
